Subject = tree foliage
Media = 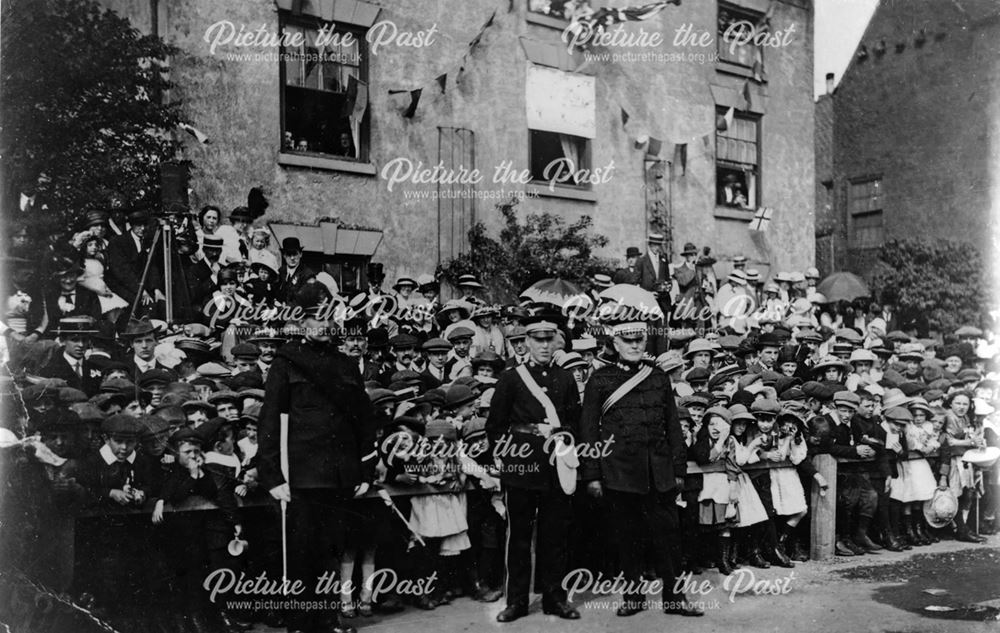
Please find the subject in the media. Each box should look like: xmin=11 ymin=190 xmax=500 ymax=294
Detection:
xmin=1 ymin=0 xmax=183 ymax=232
xmin=437 ymin=198 xmax=615 ymax=303
xmin=870 ymin=238 xmax=990 ymax=334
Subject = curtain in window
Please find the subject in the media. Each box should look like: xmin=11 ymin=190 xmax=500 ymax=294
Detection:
xmin=558 ymin=134 xmax=580 ymax=184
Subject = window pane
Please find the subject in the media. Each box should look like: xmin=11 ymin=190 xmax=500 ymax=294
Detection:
xmin=284 ymin=25 xmax=304 ymax=87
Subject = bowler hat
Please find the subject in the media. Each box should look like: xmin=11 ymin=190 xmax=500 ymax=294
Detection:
xmin=681 ymin=242 xmax=697 ymax=256
xmin=85 ymin=210 xmax=109 ymax=228
xmin=281 ymin=237 xmax=304 ymax=254
xmin=625 ymin=246 xmax=641 ymax=258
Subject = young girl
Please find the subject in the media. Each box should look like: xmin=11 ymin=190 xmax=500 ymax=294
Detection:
xmin=938 ymin=391 xmax=987 ymax=542
xmin=409 ymin=418 xmax=470 ymax=605
xmin=693 ymin=406 xmax=744 ymax=575
xmin=734 ymin=404 xmax=789 ymax=568
xmin=753 ymin=401 xmax=808 ymax=565
xmin=77 ymin=233 xmax=129 ymax=322
xmin=894 ymin=399 xmax=939 ymax=543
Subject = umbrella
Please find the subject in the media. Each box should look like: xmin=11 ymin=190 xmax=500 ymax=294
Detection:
xmin=519 ymin=278 xmax=591 ymax=308
xmin=597 ymin=284 xmax=664 ymax=321
xmin=815 ymin=272 xmax=870 ymax=303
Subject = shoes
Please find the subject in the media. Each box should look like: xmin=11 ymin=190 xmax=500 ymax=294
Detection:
xmin=956 ymin=531 xmax=986 ymax=543
xmin=542 ymin=600 xmax=580 ymax=620
xmin=747 ymin=550 xmax=771 ymax=569
xmin=663 ymin=598 xmax=705 ymax=617
xmin=879 ymin=530 xmax=903 ymax=552
xmin=616 ymin=599 xmax=645 ymax=617
xmin=844 ymin=538 xmax=868 ymax=556
xmin=717 ymin=536 xmax=735 ymax=575
xmin=475 ymin=586 xmax=503 ymax=603
xmin=340 ymin=604 xmax=357 ymax=619
xmin=496 ymin=605 xmax=529 ymax=623
xmin=376 ymin=595 xmax=405 ymax=614
xmin=357 ymin=602 xmax=373 ymax=617
xmin=835 ymin=539 xmax=857 ymax=556
xmin=788 ymin=539 xmax=809 ymax=562
xmin=853 ymin=531 xmax=883 ymax=552
xmin=768 ymin=547 xmax=795 ymax=568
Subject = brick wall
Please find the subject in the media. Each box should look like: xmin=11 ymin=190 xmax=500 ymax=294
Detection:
xmin=830 ymin=0 xmax=1000 ymax=279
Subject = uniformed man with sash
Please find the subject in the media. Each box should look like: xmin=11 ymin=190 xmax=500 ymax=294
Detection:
xmin=486 ymin=312 xmax=582 ymax=623
xmin=579 ymin=319 xmax=704 ymax=618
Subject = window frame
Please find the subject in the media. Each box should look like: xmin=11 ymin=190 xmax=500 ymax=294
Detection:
xmin=714 ymin=107 xmax=762 ymax=211
xmin=716 ymin=2 xmax=765 ymax=71
xmin=527 ymin=128 xmax=594 ymax=192
xmin=278 ymin=12 xmax=370 ymax=163
xmin=847 ymin=176 xmax=885 ymax=250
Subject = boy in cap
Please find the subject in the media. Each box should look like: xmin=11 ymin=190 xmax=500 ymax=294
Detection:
xmin=504 ymin=325 xmax=529 ymax=367
xmin=152 ymin=427 xmax=226 ymax=632
xmin=805 ymin=386 xmax=879 ymax=557
xmin=445 ymin=326 xmax=475 ymax=381
xmin=74 ymin=414 xmax=161 ymax=614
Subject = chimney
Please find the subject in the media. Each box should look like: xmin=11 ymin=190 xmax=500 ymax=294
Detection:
xmin=825 ymin=72 xmax=835 ymax=94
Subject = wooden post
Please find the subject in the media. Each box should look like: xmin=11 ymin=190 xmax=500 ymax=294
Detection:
xmin=810 ymin=454 xmax=838 ymax=561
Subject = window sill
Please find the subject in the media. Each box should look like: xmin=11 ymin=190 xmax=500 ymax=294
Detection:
xmin=278 ymin=152 xmax=377 ymax=175
xmin=527 ymin=182 xmax=597 ymax=202
xmin=714 ymin=206 xmax=755 ymax=221
xmin=715 ymin=59 xmax=764 ymax=82
xmin=526 ymin=12 xmax=570 ymax=29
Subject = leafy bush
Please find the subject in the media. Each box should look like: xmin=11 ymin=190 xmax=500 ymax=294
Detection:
xmin=437 ymin=198 xmax=615 ymax=302
xmin=1 ymin=0 xmax=183 ymax=233
xmin=870 ymin=238 xmax=990 ymax=334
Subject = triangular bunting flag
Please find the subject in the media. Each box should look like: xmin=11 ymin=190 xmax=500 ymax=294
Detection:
xmin=621 ymin=108 xmax=630 ymax=127
xmin=724 ymin=107 xmax=735 ymax=131
xmin=701 ymin=134 xmax=712 ymax=150
xmin=752 ymin=47 xmax=766 ymax=82
xmin=403 ymin=88 xmax=422 ymax=118
xmin=178 ymin=122 xmax=211 ymax=145
xmin=758 ymin=0 xmax=775 ymax=30
xmin=435 ymin=73 xmax=448 ymax=94
xmin=742 ymin=80 xmax=753 ymax=111
xmin=19 ymin=192 xmax=34 ymax=211
xmin=647 ymin=137 xmax=662 ymax=157
xmin=675 ymin=142 xmax=687 ymax=175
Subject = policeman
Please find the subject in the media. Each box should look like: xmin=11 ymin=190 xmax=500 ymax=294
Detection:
xmin=485 ymin=313 xmax=581 ymax=623
xmin=258 ymin=299 xmax=377 ymax=633
xmin=579 ymin=320 xmax=703 ymax=617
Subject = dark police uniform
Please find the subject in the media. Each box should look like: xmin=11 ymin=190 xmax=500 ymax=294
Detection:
xmin=258 ymin=338 xmax=377 ymax=633
xmin=579 ymin=358 xmax=692 ymax=612
xmin=485 ymin=357 xmax=580 ymax=617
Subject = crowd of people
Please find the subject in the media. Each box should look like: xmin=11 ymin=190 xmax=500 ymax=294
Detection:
xmin=2 ymin=207 xmax=999 ymax=633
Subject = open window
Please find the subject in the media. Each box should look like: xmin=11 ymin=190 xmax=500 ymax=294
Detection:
xmin=717 ymin=2 xmax=765 ymax=69
xmin=716 ymin=108 xmax=760 ymax=209
xmin=525 ymin=63 xmax=595 ymax=191
xmin=279 ymin=17 xmax=369 ymax=161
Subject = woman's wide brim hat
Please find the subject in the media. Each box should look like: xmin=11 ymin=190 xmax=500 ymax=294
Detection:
xmin=962 ymin=446 xmax=1000 ymax=468
xmin=923 ymin=488 xmax=959 ymax=529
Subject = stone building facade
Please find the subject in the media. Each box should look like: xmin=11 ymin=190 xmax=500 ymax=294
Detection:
xmin=101 ymin=0 xmax=815 ymax=292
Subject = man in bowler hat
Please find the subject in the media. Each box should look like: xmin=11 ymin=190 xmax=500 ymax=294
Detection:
xmin=277 ymin=237 xmax=316 ymax=304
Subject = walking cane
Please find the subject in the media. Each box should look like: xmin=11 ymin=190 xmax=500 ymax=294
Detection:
xmin=280 ymin=412 xmax=290 ymax=597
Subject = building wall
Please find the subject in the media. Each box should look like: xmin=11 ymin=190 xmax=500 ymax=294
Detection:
xmin=104 ymin=0 xmax=815 ymax=284
xmin=831 ymin=0 xmax=1000 ymax=278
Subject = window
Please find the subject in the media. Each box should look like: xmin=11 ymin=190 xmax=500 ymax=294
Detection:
xmin=849 ymin=178 xmax=884 ymax=248
xmin=529 ymin=130 xmax=590 ymax=187
xmin=717 ymin=3 xmax=763 ymax=68
xmin=716 ymin=109 xmax=760 ymax=209
xmin=280 ymin=17 xmax=368 ymax=160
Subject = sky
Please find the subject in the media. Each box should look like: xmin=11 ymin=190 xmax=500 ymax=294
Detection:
xmin=814 ymin=0 xmax=879 ymax=98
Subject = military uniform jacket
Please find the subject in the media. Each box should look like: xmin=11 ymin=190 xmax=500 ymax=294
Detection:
xmin=258 ymin=340 xmax=377 ymax=491
xmin=485 ymin=362 xmax=581 ymax=492
xmin=578 ymin=361 xmax=687 ymax=494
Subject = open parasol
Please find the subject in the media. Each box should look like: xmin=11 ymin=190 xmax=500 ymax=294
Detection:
xmin=815 ymin=271 xmax=870 ymax=303
xmin=597 ymin=284 xmax=664 ymax=321
xmin=519 ymin=278 xmax=592 ymax=308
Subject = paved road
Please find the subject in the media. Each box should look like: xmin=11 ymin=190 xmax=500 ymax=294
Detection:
xmin=256 ymin=536 xmax=1000 ymax=633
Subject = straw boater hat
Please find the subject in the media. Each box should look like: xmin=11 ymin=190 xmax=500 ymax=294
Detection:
xmin=923 ymin=488 xmax=958 ymax=529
